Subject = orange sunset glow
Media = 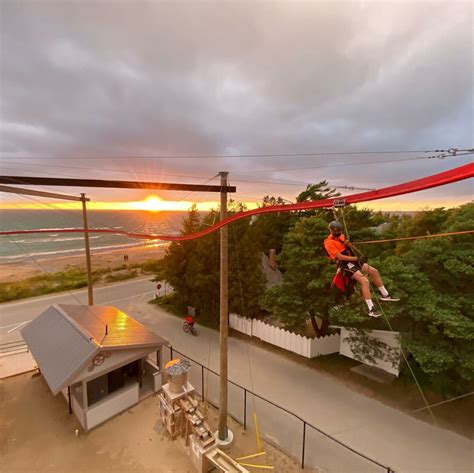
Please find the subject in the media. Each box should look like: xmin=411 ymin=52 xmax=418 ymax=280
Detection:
xmin=0 ymin=195 xmax=469 ymax=212
xmin=0 ymin=194 xmax=259 ymax=212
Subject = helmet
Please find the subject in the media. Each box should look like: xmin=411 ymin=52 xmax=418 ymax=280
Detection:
xmin=328 ymin=220 xmax=343 ymax=236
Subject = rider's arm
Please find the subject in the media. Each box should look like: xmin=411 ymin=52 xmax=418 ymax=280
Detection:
xmin=335 ymin=252 xmax=358 ymax=262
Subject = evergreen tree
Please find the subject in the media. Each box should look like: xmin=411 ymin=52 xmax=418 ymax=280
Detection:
xmin=157 ymin=203 xmax=265 ymax=327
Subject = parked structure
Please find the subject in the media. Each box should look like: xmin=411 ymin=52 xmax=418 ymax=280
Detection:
xmin=21 ymin=304 xmax=168 ymax=430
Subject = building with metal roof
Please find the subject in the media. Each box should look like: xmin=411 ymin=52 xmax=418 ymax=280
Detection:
xmin=21 ymin=304 xmax=168 ymax=431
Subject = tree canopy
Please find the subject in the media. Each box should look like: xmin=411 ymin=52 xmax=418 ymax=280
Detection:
xmin=155 ymin=191 xmax=474 ymax=396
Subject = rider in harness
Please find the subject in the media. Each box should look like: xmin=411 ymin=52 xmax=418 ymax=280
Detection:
xmin=324 ymin=221 xmax=399 ymax=318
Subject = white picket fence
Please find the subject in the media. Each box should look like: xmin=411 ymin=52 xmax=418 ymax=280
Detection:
xmin=229 ymin=313 xmax=340 ymax=358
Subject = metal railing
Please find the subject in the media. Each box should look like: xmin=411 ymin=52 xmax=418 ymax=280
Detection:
xmin=165 ymin=345 xmax=395 ymax=472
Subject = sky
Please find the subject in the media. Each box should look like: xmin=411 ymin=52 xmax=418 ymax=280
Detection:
xmin=0 ymin=0 xmax=472 ymax=212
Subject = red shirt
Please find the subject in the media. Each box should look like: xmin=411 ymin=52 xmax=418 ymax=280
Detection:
xmin=324 ymin=234 xmax=348 ymax=260
xmin=185 ymin=316 xmax=194 ymax=325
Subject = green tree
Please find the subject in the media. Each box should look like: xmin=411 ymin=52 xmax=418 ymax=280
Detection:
xmin=159 ymin=205 xmax=201 ymax=308
xmin=252 ymin=196 xmax=293 ymax=254
xmin=158 ymin=203 xmax=266 ymax=327
xmin=261 ymin=216 xmax=335 ymax=331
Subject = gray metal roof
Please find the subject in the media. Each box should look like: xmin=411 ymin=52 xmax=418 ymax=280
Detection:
xmin=21 ymin=305 xmax=97 ymax=395
xmin=21 ymin=304 xmax=168 ymax=395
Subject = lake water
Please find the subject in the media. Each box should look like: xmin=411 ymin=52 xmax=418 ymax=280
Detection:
xmin=0 ymin=210 xmax=186 ymax=263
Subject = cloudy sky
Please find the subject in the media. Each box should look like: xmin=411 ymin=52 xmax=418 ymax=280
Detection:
xmin=1 ymin=0 xmax=472 ymax=211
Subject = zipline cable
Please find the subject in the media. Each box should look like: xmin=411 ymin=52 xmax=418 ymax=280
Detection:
xmin=352 ymin=230 xmax=474 ymax=245
xmin=3 ymin=163 xmax=471 ymax=241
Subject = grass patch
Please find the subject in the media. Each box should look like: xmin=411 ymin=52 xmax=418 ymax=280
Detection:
xmin=0 ymin=268 xmax=88 ymax=302
xmin=0 ymin=258 xmax=162 ymax=303
xmin=104 ymin=270 xmax=138 ymax=283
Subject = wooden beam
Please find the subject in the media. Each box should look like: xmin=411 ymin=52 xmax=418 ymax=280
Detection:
xmin=0 ymin=184 xmax=87 ymax=201
xmin=81 ymin=194 xmax=94 ymax=305
xmin=0 ymin=176 xmax=236 ymax=193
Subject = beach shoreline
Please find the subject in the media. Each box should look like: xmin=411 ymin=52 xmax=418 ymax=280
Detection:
xmin=0 ymin=243 xmax=169 ymax=284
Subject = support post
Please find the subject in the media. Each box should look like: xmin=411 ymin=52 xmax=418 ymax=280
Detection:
xmin=301 ymin=421 xmax=307 ymax=469
xmin=218 ymin=171 xmax=229 ymax=441
xmin=81 ymin=193 xmax=93 ymax=305
xmin=67 ymin=386 xmax=72 ymax=414
xmin=243 ymin=389 xmax=247 ymax=430
xmin=156 ymin=349 xmax=162 ymax=372
xmin=82 ymin=380 xmax=88 ymax=409
xmin=201 ymin=365 xmax=205 ymax=400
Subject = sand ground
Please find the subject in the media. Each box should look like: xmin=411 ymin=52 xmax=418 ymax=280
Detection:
xmin=0 ymin=372 xmax=311 ymax=473
xmin=0 ymin=244 xmax=168 ymax=283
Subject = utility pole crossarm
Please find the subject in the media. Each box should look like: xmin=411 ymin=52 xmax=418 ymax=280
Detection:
xmin=0 ymin=185 xmax=87 ymax=201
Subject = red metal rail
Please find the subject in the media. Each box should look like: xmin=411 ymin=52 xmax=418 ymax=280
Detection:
xmin=1 ymin=163 xmax=472 ymax=241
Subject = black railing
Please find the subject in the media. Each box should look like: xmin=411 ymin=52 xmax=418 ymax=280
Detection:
xmin=166 ymin=345 xmax=394 ymax=472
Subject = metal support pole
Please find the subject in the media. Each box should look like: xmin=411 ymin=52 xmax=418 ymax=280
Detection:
xmin=243 ymin=389 xmax=247 ymax=430
xmin=81 ymin=193 xmax=93 ymax=305
xmin=301 ymin=421 xmax=307 ymax=469
xmin=218 ymin=171 xmax=229 ymax=441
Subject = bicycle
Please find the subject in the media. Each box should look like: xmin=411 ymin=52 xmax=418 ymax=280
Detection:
xmin=183 ymin=321 xmax=197 ymax=336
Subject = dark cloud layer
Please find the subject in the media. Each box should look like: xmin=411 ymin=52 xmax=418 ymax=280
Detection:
xmin=0 ymin=1 xmax=472 ymax=204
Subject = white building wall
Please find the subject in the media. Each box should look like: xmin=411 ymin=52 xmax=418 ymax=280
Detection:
xmin=229 ymin=313 xmax=340 ymax=358
xmin=339 ymin=327 xmax=402 ymax=376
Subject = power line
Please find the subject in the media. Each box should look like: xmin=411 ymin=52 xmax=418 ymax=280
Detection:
xmin=233 ymin=152 xmax=472 ymax=175
xmin=0 ymin=163 xmax=214 ymax=182
xmin=1 ymin=148 xmax=471 ymax=160
xmin=0 ymin=163 xmax=375 ymax=192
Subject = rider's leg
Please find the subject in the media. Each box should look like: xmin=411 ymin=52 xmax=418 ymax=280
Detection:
xmin=353 ymin=271 xmax=371 ymax=300
xmin=353 ymin=270 xmax=380 ymax=316
xmin=360 ymin=263 xmax=389 ymax=296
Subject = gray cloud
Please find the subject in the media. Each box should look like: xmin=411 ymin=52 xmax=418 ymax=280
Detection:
xmin=0 ymin=1 xmax=472 ymax=204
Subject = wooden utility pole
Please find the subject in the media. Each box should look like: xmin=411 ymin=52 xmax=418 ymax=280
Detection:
xmin=81 ymin=193 xmax=93 ymax=305
xmin=218 ymin=171 xmax=229 ymax=441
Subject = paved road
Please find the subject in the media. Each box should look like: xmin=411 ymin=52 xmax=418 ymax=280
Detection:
xmin=1 ymin=280 xmax=472 ymax=472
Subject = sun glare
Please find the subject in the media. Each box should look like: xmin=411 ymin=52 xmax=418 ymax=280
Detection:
xmin=143 ymin=196 xmax=163 ymax=212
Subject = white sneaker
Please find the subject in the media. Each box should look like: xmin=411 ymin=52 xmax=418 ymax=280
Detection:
xmin=368 ymin=309 xmax=381 ymax=318
xmin=379 ymin=294 xmax=400 ymax=302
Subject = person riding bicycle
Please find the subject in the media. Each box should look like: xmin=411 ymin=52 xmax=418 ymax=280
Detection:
xmin=185 ymin=315 xmax=195 ymax=327
xmin=324 ymin=220 xmax=399 ymax=318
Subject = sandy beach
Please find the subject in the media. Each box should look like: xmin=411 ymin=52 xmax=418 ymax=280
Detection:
xmin=0 ymin=244 xmax=169 ymax=284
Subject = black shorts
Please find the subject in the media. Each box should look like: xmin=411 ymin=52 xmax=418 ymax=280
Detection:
xmin=339 ymin=261 xmax=362 ymax=278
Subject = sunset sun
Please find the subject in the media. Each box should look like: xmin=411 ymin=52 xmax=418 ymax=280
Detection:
xmin=142 ymin=196 xmax=163 ymax=212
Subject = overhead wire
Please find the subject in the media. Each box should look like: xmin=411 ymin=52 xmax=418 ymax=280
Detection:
xmin=2 ymin=147 xmax=471 ymax=160
xmin=232 ymin=151 xmax=472 ymax=175
xmin=0 ymin=161 xmax=390 ymax=191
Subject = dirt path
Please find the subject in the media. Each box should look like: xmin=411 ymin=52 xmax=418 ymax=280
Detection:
xmin=0 ymin=372 xmax=310 ymax=473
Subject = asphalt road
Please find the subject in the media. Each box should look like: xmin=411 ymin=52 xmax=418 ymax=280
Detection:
xmin=1 ymin=279 xmax=472 ymax=472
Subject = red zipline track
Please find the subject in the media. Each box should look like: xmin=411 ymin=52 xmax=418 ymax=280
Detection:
xmin=1 ymin=163 xmax=473 ymax=241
